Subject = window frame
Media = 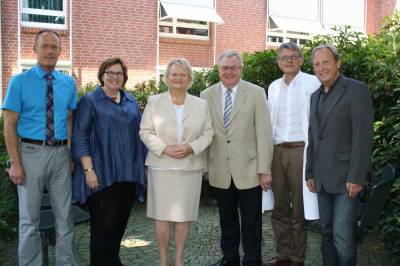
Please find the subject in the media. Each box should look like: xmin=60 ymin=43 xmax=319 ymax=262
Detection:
xmin=20 ymin=0 xmax=68 ymax=29
xmin=159 ymin=17 xmax=210 ymax=40
xmin=20 ymin=59 xmax=72 ymax=75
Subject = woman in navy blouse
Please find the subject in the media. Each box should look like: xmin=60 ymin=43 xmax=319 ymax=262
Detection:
xmin=72 ymin=57 xmax=146 ymax=266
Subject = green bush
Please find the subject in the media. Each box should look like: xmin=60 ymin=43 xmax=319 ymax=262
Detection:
xmin=0 ymin=116 xmax=18 ymax=238
xmin=242 ymin=50 xmax=282 ymax=93
xmin=301 ymin=14 xmax=400 ymax=261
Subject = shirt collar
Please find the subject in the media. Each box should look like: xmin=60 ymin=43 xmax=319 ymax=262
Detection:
xmin=94 ymin=85 xmax=134 ymax=104
xmin=318 ymin=73 xmax=342 ymax=95
xmin=281 ymin=71 xmax=302 ymax=87
xmin=33 ymin=64 xmax=59 ymax=80
xmin=220 ymin=82 xmax=238 ymax=95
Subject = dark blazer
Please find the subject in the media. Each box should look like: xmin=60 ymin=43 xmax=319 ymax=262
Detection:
xmin=306 ymin=75 xmax=374 ymax=194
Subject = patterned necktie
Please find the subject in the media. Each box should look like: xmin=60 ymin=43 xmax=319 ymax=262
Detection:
xmin=45 ymin=74 xmax=55 ymax=143
xmin=223 ymin=89 xmax=233 ymax=129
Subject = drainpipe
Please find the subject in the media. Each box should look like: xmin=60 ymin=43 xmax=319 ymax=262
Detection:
xmin=17 ymin=0 xmax=21 ymax=73
xmin=69 ymin=0 xmax=73 ymax=74
xmin=156 ymin=1 xmax=160 ymax=85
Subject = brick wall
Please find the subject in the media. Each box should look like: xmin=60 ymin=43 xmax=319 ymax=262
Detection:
xmin=72 ymin=0 xmax=157 ymax=88
xmin=216 ymin=0 xmax=267 ymax=56
xmin=159 ymin=36 xmax=214 ymax=68
xmin=366 ymin=0 xmax=397 ymax=34
xmin=2 ymin=0 xmax=397 ymax=96
xmin=1 ymin=2 xmax=72 ymax=97
xmin=2 ymin=1 xmax=19 ymax=96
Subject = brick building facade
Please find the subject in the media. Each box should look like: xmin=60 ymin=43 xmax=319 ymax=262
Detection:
xmin=1 ymin=0 xmax=398 ymax=97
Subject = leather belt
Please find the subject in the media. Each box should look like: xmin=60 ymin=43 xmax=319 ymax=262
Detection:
xmin=275 ymin=141 xmax=305 ymax=149
xmin=21 ymin=138 xmax=68 ymax=146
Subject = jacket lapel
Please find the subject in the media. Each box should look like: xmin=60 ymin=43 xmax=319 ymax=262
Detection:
xmin=210 ymin=83 xmax=224 ymax=126
xmin=229 ymin=80 xmax=247 ymax=121
xmin=182 ymin=93 xmax=192 ymax=122
xmin=163 ymin=91 xmax=177 ymax=123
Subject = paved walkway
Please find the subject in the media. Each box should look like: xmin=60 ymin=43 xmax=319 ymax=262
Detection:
xmin=0 ymin=200 xmax=392 ymax=265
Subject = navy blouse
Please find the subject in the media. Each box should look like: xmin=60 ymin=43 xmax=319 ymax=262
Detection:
xmin=72 ymin=86 xmax=147 ymax=203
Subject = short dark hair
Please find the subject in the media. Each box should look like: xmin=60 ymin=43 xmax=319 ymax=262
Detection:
xmin=34 ymin=29 xmax=61 ymax=47
xmin=277 ymin=42 xmax=302 ymax=58
xmin=97 ymin=57 xmax=128 ymax=88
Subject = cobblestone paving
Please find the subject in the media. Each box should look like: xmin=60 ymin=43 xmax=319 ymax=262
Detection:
xmin=0 ymin=201 xmax=393 ymax=265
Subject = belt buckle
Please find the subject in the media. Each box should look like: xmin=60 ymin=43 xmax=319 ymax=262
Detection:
xmin=45 ymin=140 xmax=56 ymax=146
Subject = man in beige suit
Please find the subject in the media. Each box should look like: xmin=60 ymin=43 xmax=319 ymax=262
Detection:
xmin=201 ymin=50 xmax=273 ymax=266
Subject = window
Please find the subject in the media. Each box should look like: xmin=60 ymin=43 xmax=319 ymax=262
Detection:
xmin=268 ymin=36 xmax=284 ymax=43
xmin=20 ymin=59 xmax=72 ymax=75
xmin=159 ymin=17 xmax=209 ymax=39
xmin=158 ymin=0 xmax=223 ymax=40
xmin=21 ymin=0 xmax=67 ymax=29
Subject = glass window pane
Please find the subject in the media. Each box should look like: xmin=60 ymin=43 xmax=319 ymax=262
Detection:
xmin=177 ymin=27 xmax=208 ymax=36
xmin=159 ymin=25 xmax=173 ymax=33
xmin=24 ymin=0 xmax=63 ymax=11
xmin=177 ymin=19 xmax=207 ymax=25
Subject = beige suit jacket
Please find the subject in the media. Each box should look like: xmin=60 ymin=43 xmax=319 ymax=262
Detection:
xmin=139 ymin=91 xmax=214 ymax=171
xmin=200 ymin=80 xmax=273 ymax=189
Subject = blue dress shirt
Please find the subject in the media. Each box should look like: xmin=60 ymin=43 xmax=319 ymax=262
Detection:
xmin=72 ymin=86 xmax=147 ymax=203
xmin=2 ymin=65 xmax=77 ymax=140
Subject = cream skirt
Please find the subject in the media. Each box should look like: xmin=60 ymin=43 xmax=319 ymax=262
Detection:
xmin=146 ymin=168 xmax=202 ymax=222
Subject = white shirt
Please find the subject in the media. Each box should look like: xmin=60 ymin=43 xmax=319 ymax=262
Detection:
xmin=274 ymin=75 xmax=305 ymax=144
xmin=174 ymin=104 xmax=184 ymax=144
xmin=220 ymin=83 xmax=238 ymax=112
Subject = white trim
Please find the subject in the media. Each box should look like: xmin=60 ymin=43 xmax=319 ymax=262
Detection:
xmin=19 ymin=59 xmax=72 ymax=74
xmin=159 ymin=1 xmax=223 ymax=24
xmin=20 ymin=0 xmax=67 ymax=29
xmin=21 ymin=8 xmax=64 ymax=16
xmin=156 ymin=1 xmax=161 ymax=85
xmin=159 ymin=17 xmax=210 ymax=40
xmin=18 ymin=0 xmax=21 ymax=73
xmin=69 ymin=0 xmax=72 ymax=68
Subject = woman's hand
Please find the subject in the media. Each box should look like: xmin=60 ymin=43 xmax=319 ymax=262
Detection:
xmin=85 ymin=171 xmax=100 ymax=191
xmin=163 ymin=144 xmax=193 ymax=158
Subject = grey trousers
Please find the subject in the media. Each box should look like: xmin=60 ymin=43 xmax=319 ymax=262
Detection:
xmin=18 ymin=142 xmax=78 ymax=266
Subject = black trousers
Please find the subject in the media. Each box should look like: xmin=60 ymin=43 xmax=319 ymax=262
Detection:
xmin=212 ymin=180 xmax=262 ymax=266
xmin=87 ymin=182 xmax=136 ymax=266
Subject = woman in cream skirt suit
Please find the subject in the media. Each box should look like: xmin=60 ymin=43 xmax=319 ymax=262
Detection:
xmin=139 ymin=58 xmax=213 ymax=266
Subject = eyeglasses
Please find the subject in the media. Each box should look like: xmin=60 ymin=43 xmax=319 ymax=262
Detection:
xmin=278 ymin=54 xmax=301 ymax=62
xmin=219 ymin=65 xmax=243 ymax=71
xmin=105 ymin=71 xmax=124 ymax=78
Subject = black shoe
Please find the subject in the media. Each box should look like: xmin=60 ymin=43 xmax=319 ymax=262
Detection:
xmin=209 ymin=257 xmax=241 ymax=266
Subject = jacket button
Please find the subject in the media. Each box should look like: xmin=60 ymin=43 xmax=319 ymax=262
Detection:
xmin=227 ymin=140 xmax=230 ymax=143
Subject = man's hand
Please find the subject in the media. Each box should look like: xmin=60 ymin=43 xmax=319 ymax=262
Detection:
xmin=260 ymin=174 xmax=272 ymax=191
xmin=306 ymin=178 xmax=315 ymax=192
xmin=9 ymin=161 xmax=25 ymax=185
xmin=346 ymin=182 xmax=363 ymax=198
xmin=163 ymin=144 xmax=193 ymax=158
xmin=85 ymin=171 xmax=100 ymax=191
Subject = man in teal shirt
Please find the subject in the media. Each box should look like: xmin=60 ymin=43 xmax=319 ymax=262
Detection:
xmin=3 ymin=29 xmax=78 ymax=265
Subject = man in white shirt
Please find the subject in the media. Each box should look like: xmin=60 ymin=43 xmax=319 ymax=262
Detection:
xmin=264 ymin=43 xmax=320 ymax=266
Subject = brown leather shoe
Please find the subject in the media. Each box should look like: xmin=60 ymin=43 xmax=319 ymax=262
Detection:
xmin=263 ymin=257 xmax=291 ymax=266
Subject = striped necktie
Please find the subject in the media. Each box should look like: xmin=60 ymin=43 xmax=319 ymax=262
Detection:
xmin=223 ymin=89 xmax=232 ymax=129
xmin=45 ymin=74 xmax=55 ymax=143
